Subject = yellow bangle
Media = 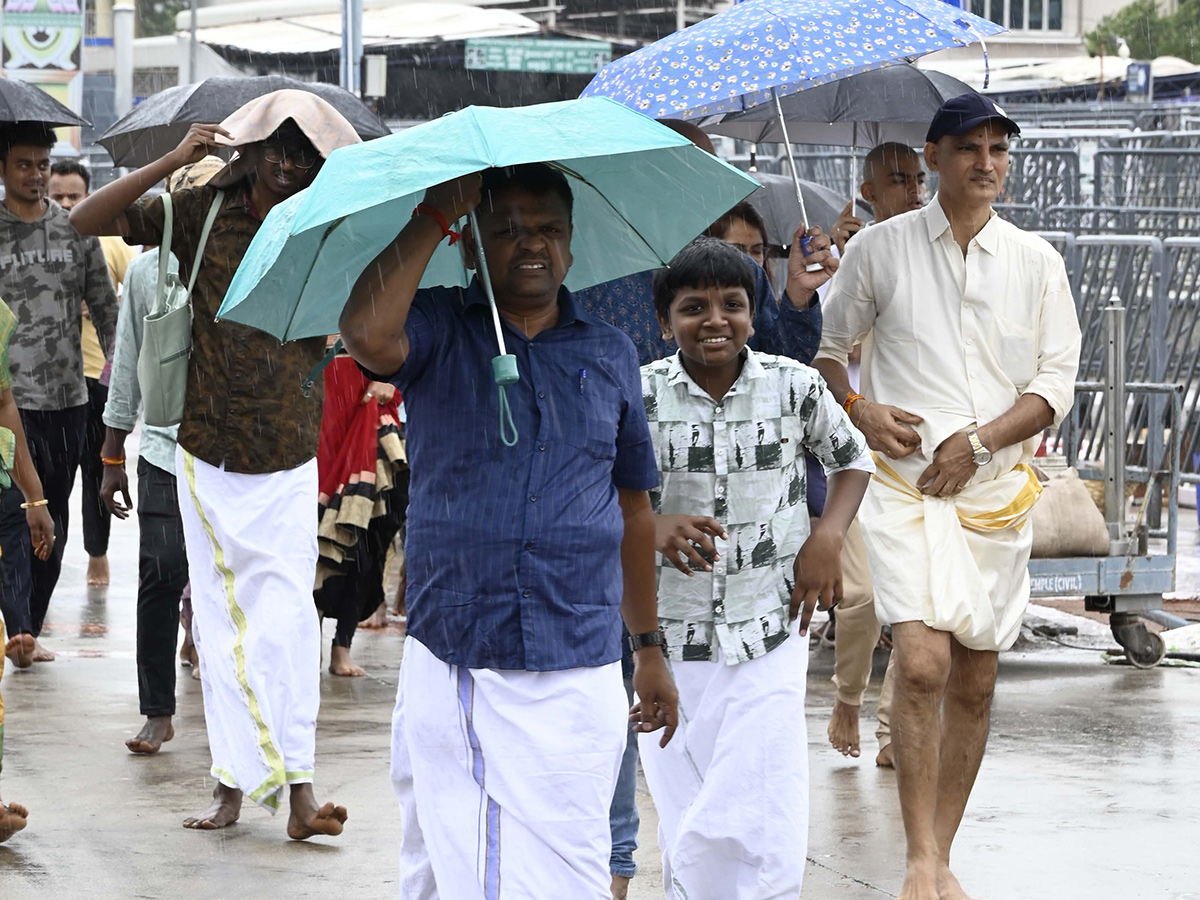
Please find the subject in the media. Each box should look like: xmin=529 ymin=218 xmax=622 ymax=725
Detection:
xmin=21 ymin=499 xmax=48 ymax=509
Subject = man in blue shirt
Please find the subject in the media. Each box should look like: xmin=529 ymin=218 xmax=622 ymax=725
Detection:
xmin=340 ymin=163 xmax=678 ymax=899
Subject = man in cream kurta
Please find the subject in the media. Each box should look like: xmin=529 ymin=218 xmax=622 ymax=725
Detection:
xmin=814 ymin=93 xmax=1081 ymax=900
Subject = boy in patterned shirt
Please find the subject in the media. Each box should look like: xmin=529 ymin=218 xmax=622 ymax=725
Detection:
xmin=638 ymin=238 xmax=873 ymax=898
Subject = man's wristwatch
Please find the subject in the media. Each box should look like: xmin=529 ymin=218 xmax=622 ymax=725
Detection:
xmin=626 ymin=629 xmax=667 ymax=656
xmin=967 ymin=429 xmax=992 ymax=467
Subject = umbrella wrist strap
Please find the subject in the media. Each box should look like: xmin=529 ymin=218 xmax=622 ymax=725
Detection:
xmin=497 ymin=384 xmax=518 ymax=448
xmin=414 ymin=203 xmax=461 ymax=245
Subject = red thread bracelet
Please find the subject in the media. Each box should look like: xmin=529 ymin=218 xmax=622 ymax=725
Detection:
xmin=414 ymin=203 xmax=461 ymax=245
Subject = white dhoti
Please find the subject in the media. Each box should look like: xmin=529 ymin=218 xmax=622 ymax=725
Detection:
xmin=177 ymin=446 xmax=321 ymax=811
xmin=392 ymin=636 xmax=627 ymax=899
xmin=859 ymin=455 xmax=1043 ymax=652
xmin=639 ymin=625 xmax=810 ymax=900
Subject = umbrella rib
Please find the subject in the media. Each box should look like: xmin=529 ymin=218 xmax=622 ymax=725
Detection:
xmin=281 ymin=216 xmax=347 ymax=341
xmin=548 ymin=161 xmax=669 ymax=267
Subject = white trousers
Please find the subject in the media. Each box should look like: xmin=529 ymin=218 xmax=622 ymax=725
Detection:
xmin=640 ymin=626 xmax=810 ymax=900
xmin=392 ymin=636 xmax=627 ymax=899
xmin=177 ymin=446 xmax=321 ymax=811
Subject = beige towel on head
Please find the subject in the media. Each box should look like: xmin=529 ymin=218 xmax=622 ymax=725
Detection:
xmin=210 ymin=89 xmax=361 ymax=188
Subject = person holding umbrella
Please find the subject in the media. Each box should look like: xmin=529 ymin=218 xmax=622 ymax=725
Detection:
xmin=340 ymin=162 xmax=679 ymax=898
xmin=814 ymin=93 xmax=1081 ymax=900
xmin=69 ymin=91 xmax=359 ymax=839
xmin=0 ymin=122 xmax=118 ymax=668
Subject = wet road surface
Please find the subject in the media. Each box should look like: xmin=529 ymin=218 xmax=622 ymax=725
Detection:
xmin=1 ymin=475 xmax=1197 ymax=899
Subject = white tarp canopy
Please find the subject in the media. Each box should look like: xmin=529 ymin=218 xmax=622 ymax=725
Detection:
xmin=917 ymin=55 xmax=1200 ymax=94
xmin=176 ymin=0 xmax=540 ymax=55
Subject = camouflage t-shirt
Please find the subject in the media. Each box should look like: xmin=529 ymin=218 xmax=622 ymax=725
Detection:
xmin=0 ymin=200 xmax=118 ymax=411
xmin=124 ymin=185 xmax=326 ymax=475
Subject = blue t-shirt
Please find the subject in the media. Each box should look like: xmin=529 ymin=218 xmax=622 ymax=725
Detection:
xmin=380 ymin=279 xmax=659 ymax=671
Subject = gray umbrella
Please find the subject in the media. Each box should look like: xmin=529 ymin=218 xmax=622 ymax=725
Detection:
xmin=748 ymin=172 xmax=847 ymax=245
xmin=705 ymin=65 xmax=971 ymax=199
xmin=704 ymin=65 xmax=973 ymax=148
xmin=98 ymin=76 xmax=389 ymax=167
xmin=0 ymin=78 xmax=89 ymax=127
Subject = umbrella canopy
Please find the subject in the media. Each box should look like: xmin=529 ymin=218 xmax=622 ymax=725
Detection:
xmin=0 ymin=78 xmax=89 ymax=127
xmin=704 ymin=65 xmax=974 ymax=147
xmin=217 ymin=96 xmax=761 ymax=342
xmin=580 ymin=0 xmax=1004 ymax=121
xmin=97 ymin=76 xmax=388 ymax=167
xmin=749 ymin=173 xmax=846 ymax=244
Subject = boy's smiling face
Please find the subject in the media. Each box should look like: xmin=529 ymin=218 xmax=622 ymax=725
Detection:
xmin=660 ymin=283 xmax=755 ymax=372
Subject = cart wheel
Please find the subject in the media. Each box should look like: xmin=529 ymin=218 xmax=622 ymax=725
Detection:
xmin=1125 ymin=630 xmax=1166 ymax=669
xmin=1110 ymin=613 xmax=1167 ymax=669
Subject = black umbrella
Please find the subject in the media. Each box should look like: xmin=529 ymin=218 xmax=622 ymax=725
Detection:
xmin=0 ymin=78 xmax=90 ymax=127
xmin=704 ymin=65 xmax=974 ymax=148
xmin=97 ymin=76 xmax=390 ymax=167
xmin=706 ymin=65 xmax=969 ymax=202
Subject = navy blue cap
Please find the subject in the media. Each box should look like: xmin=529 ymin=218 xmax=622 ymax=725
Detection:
xmin=925 ymin=92 xmax=1021 ymax=144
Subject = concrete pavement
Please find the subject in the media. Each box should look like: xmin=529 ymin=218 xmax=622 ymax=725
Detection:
xmin=1 ymin=477 xmax=1198 ymax=899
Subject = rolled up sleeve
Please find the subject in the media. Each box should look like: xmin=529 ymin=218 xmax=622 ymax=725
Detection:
xmin=1023 ymin=257 xmax=1082 ymax=426
xmin=103 ymin=260 xmax=150 ymax=432
xmin=813 ymin=241 xmax=877 ymax=368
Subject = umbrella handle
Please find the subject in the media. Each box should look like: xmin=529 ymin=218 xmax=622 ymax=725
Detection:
xmin=468 ymin=209 xmax=521 ymax=447
xmin=772 ymin=89 xmax=823 ymax=274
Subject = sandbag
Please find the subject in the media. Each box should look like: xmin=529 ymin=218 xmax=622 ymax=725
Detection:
xmin=1031 ymin=467 xmax=1110 ymax=558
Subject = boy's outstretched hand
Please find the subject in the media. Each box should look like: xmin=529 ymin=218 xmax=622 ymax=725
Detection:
xmin=655 ymin=514 xmax=726 ymax=575
xmin=791 ymin=525 xmax=845 ymax=636
xmin=629 ymin=651 xmax=679 ymax=748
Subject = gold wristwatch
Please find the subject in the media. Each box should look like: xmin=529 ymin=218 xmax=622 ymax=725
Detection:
xmin=967 ymin=429 xmax=992 ymax=466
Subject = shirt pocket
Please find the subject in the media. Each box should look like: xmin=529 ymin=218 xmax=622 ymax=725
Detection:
xmin=560 ymin=377 xmax=621 ymax=461
xmin=991 ymin=314 xmax=1038 ymax=389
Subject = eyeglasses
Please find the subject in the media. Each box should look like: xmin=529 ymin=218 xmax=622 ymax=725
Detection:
xmin=262 ymin=144 xmax=318 ymax=169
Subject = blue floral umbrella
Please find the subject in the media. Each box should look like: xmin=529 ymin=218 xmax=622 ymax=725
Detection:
xmin=580 ymin=0 xmax=1004 ymax=121
xmin=581 ymin=0 xmax=1003 ymax=250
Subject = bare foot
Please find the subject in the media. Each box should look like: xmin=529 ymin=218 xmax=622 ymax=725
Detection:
xmin=179 ymin=641 xmax=199 ymax=668
xmin=5 ymin=633 xmax=35 ymax=668
xmin=362 ymin=605 xmax=387 ymax=629
xmin=183 ymin=784 xmax=243 ymax=830
xmin=898 ymin=861 xmax=941 ymax=900
xmin=876 ymin=742 xmax=895 ymax=768
xmin=192 ymin=663 xmax=202 ymax=681
xmin=126 ymin=716 xmax=174 ymax=755
xmin=611 ymin=873 xmax=631 ymax=900
xmin=329 ymin=644 xmax=364 ymax=677
xmin=86 ymin=555 xmax=110 ymax=586
xmin=937 ymin=865 xmax=977 ymax=900
xmin=31 ymin=639 xmax=55 ymax=663
xmin=0 ymin=801 xmax=28 ymax=843
xmin=828 ymin=699 xmax=862 ymax=758
xmin=286 ymin=783 xmax=347 ymax=840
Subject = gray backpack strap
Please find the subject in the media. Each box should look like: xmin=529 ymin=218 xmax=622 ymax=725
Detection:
xmin=152 ymin=194 xmax=175 ymax=318
xmin=184 ymin=190 xmax=225 ymax=299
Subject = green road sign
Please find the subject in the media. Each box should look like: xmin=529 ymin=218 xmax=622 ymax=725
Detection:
xmin=464 ymin=38 xmax=612 ymax=75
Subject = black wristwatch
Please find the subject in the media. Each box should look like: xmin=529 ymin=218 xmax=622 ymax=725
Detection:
xmin=626 ymin=629 xmax=667 ymax=656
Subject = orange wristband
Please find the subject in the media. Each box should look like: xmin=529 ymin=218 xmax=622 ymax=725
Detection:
xmin=101 ymin=457 xmax=126 ymax=466
xmin=842 ymin=392 xmax=865 ymax=414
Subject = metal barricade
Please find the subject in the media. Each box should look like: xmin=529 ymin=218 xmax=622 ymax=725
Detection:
xmin=1005 ymin=147 xmax=1080 ymax=206
xmin=1094 ymin=149 xmax=1200 ymax=209
xmin=1163 ymin=238 xmax=1200 ymax=482
xmin=1055 ymin=238 xmax=1167 ymax=496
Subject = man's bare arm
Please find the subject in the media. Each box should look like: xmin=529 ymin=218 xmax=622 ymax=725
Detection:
xmin=813 ymin=357 xmax=922 ymax=459
xmin=69 ymin=124 xmax=231 ymax=237
xmin=339 ymin=175 xmax=480 ymax=377
xmin=918 ymin=394 xmax=1055 ymax=497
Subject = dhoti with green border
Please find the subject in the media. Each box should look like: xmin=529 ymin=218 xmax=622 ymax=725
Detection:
xmin=177 ymin=446 xmax=322 ymax=811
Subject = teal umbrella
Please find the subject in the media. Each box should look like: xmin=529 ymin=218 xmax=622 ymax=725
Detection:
xmin=217 ymin=96 xmax=761 ymax=344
